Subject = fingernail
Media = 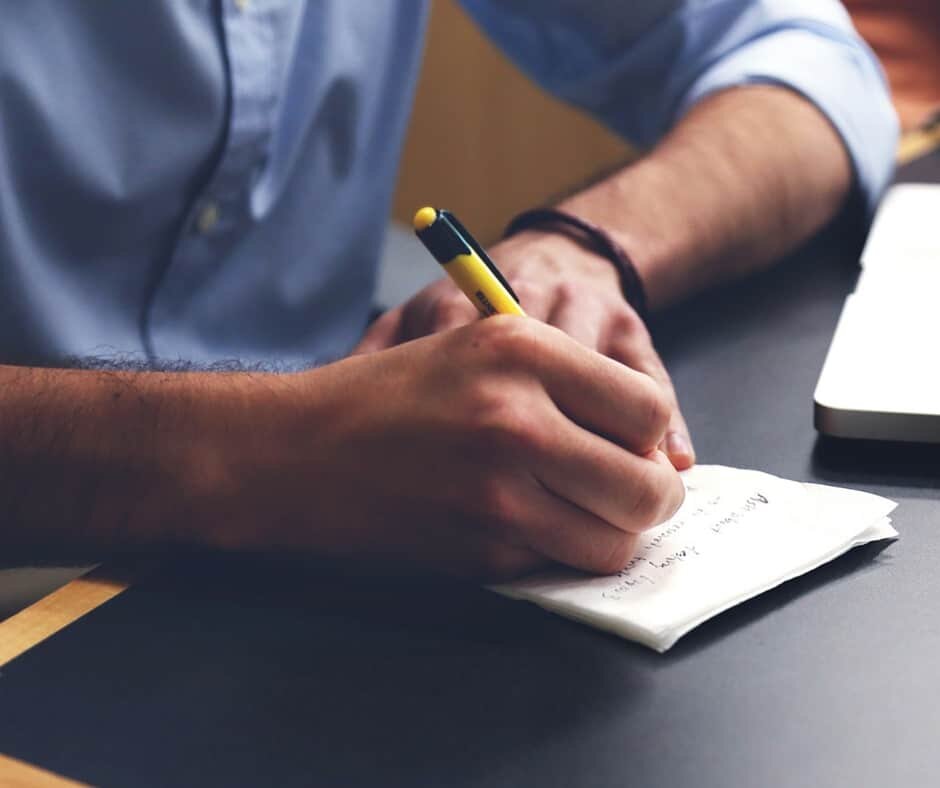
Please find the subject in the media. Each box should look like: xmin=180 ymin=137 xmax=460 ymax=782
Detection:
xmin=665 ymin=432 xmax=694 ymax=466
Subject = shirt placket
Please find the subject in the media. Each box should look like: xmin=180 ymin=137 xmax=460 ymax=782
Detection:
xmin=192 ymin=0 xmax=280 ymax=237
xmin=146 ymin=0 xmax=282 ymax=357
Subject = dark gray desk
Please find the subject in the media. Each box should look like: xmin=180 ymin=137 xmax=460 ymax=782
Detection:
xmin=1 ymin=156 xmax=939 ymax=787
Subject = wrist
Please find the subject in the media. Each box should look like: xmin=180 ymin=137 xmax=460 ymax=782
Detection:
xmin=556 ymin=158 xmax=699 ymax=309
xmin=186 ymin=360 xmax=367 ymax=556
xmin=499 ymin=228 xmax=622 ymax=291
xmin=504 ymin=207 xmax=650 ymax=319
xmin=171 ymin=370 xmax=304 ymax=552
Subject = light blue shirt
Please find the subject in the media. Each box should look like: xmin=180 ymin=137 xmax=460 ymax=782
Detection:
xmin=0 ymin=0 xmax=897 ymax=367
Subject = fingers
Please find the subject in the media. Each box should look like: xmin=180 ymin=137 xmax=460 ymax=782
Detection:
xmin=399 ymin=286 xmax=479 ymax=342
xmin=662 ymin=411 xmax=695 ymax=471
xmin=513 ymin=322 xmax=672 ymax=456
xmin=516 ymin=280 xmax=695 ymax=469
xmin=353 ymin=308 xmax=404 ymax=354
xmin=532 ymin=408 xmax=686 ymax=536
xmin=405 ymin=276 xmax=559 ymax=339
xmin=354 ymin=281 xmax=482 ymax=353
xmin=502 ymin=279 xmax=555 ymax=322
xmin=546 ymin=297 xmax=603 ymax=351
xmin=604 ymin=322 xmax=696 ymax=470
xmin=499 ymin=476 xmax=643 ymax=575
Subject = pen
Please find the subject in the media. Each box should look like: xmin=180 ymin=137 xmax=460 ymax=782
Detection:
xmin=413 ymin=207 xmax=526 ymax=317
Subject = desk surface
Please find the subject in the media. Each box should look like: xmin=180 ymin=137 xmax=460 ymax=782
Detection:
xmin=1 ymin=155 xmax=939 ymax=788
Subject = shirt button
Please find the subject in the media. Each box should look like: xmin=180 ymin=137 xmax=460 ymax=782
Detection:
xmin=196 ymin=202 xmax=220 ymax=235
xmin=233 ymin=0 xmax=248 ymax=10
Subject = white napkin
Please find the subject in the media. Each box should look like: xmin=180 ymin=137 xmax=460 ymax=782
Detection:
xmin=493 ymin=465 xmax=897 ymax=652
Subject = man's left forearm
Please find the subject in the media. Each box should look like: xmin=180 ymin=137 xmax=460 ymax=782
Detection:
xmin=560 ymin=85 xmax=854 ymax=308
xmin=360 ymin=86 xmax=860 ymax=469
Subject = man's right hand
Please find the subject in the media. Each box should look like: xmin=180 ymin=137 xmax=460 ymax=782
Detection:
xmin=215 ymin=316 xmax=685 ymax=580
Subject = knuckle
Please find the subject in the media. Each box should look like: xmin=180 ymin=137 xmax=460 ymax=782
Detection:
xmin=475 ymin=474 xmax=519 ymax=529
xmin=644 ymin=464 xmax=683 ymax=528
xmin=462 ymin=376 xmax=508 ymax=414
xmin=477 ymin=316 xmax=545 ymax=366
xmin=511 ymin=279 xmax=547 ymax=306
xmin=627 ymin=461 xmax=667 ymax=527
xmin=429 ymin=297 xmax=472 ymax=327
xmin=553 ymin=281 xmax=579 ymax=306
xmin=666 ymin=470 xmax=687 ymax=520
xmin=631 ymin=375 xmax=671 ymax=448
xmin=611 ymin=305 xmax=646 ymax=337
xmin=472 ymin=392 xmax=547 ymax=459
xmin=607 ymin=335 xmax=639 ymax=367
xmin=645 ymin=383 xmax=672 ymax=440
xmin=594 ymin=533 xmax=638 ymax=575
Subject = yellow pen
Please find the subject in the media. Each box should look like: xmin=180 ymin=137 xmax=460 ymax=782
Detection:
xmin=413 ymin=207 xmax=526 ymax=317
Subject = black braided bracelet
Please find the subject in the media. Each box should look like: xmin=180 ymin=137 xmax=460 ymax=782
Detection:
xmin=504 ymin=208 xmax=649 ymax=321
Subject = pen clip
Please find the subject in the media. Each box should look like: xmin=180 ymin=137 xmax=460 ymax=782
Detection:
xmin=442 ymin=211 xmax=521 ymax=305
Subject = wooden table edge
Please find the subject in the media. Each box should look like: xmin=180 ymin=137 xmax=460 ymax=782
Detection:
xmin=898 ymin=124 xmax=940 ymax=166
xmin=0 ymin=561 xmax=148 ymax=668
xmin=0 ymin=753 xmax=88 ymax=787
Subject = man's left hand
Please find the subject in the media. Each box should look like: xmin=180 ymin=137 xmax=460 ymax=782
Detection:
xmin=356 ymin=230 xmax=695 ymax=470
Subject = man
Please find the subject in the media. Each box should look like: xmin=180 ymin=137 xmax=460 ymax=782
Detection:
xmin=0 ymin=1 xmax=896 ymax=579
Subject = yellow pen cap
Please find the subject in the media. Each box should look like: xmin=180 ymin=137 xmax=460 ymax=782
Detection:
xmin=413 ymin=206 xmax=438 ymax=232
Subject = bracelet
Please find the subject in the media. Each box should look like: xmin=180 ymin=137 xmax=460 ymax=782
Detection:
xmin=503 ymin=208 xmax=649 ymax=321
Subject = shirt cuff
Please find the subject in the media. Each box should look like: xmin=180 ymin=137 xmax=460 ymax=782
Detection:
xmin=677 ymin=26 xmax=899 ymax=218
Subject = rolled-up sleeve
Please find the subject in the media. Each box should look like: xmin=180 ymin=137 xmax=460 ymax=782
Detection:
xmin=460 ymin=0 xmax=899 ymax=215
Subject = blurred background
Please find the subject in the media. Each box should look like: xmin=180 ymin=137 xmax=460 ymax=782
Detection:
xmin=378 ymin=0 xmax=940 ymax=306
xmin=847 ymin=0 xmax=940 ymax=132
xmin=394 ymin=0 xmax=940 ymax=239
xmin=392 ymin=0 xmax=633 ymax=245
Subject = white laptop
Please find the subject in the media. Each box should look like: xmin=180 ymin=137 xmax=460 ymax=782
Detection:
xmin=814 ymin=184 xmax=940 ymax=443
